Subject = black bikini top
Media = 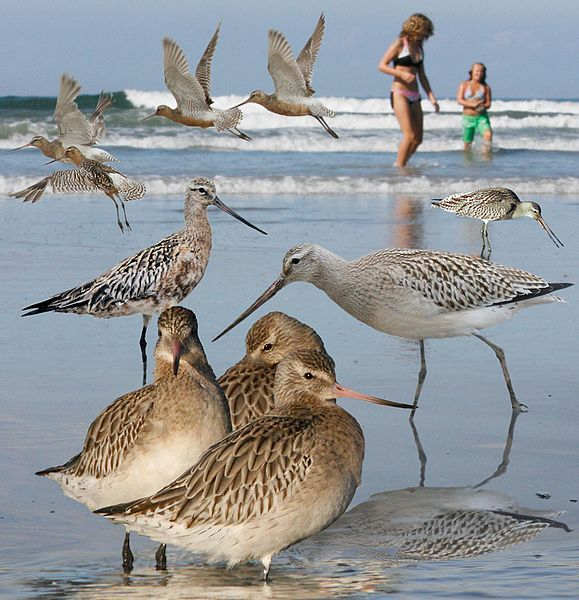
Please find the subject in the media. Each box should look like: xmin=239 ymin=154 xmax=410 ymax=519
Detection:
xmin=392 ymin=39 xmax=423 ymax=68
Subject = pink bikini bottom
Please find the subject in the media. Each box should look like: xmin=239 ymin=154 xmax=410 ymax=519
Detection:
xmin=390 ymin=89 xmax=421 ymax=108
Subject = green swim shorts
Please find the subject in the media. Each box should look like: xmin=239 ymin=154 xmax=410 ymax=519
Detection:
xmin=462 ymin=113 xmax=491 ymax=143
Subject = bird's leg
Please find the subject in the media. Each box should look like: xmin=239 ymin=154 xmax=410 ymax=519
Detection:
xmin=409 ymin=416 xmax=427 ymax=487
xmin=118 ymin=195 xmax=132 ymax=231
xmin=471 ymin=332 xmax=527 ymax=412
xmin=122 ymin=532 xmax=134 ymax=574
xmin=481 ymin=223 xmax=492 ymax=260
xmin=312 ymin=115 xmax=339 ymax=139
xmin=261 ymin=555 xmax=272 ymax=582
xmin=108 ymin=193 xmax=125 ymax=233
xmin=411 ymin=340 xmax=427 ymax=415
xmin=140 ymin=314 xmax=151 ymax=386
xmin=155 ymin=543 xmax=167 ymax=570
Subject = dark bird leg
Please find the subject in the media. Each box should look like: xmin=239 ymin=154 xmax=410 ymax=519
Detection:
xmin=140 ymin=314 xmax=151 ymax=386
xmin=480 ymin=222 xmax=491 ymax=260
xmin=229 ymin=127 xmax=252 ymax=141
xmin=117 ymin=195 xmax=132 ymax=231
xmin=107 ymin=193 xmax=125 ymax=233
xmin=409 ymin=416 xmax=427 ymax=487
xmin=122 ymin=532 xmax=134 ymax=573
xmin=155 ymin=543 xmax=167 ymax=570
xmin=471 ymin=332 xmax=527 ymax=411
xmin=411 ymin=340 xmax=427 ymax=416
xmin=313 ymin=115 xmax=339 ymax=139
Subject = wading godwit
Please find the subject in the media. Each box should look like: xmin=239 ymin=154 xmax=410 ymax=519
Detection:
xmin=214 ymin=243 xmax=572 ymax=412
xmin=218 ymin=311 xmax=327 ymax=428
xmin=22 ymin=177 xmax=266 ymax=386
xmin=432 ymin=187 xmax=563 ymax=259
xmin=233 ymin=14 xmax=338 ymax=138
xmin=9 ymin=146 xmax=146 ymax=232
xmin=11 ymin=73 xmax=117 ymax=163
xmin=36 ymin=307 xmax=232 ymax=573
xmin=96 ymin=349 xmax=412 ymax=580
xmin=143 ymin=26 xmax=250 ymax=140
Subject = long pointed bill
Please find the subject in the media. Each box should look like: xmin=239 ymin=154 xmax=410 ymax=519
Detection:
xmin=44 ymin=157 xmax=59 ymax=165
xmin=141 ymin=113 xmax=157 ymax=122
xmin=212 ymin=196 xmax=267 ymax=235
xmin=231 ymin=98 xmax=251 ymax=109
xmin=535 ymin=215 xmax=564 ymax=248
xmin=10 ymin=143 xmax=32 ymax=151
xmin=212 ymin=276 xmax=287 ymax=341
xmin=334 ymin=383 xmax=414 ymax=409
xmin=172 ymin=338 xmax=182 ymax=376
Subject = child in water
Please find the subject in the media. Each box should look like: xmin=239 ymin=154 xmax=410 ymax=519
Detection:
xmin=457 ymin=63 xmax=492 ymax=152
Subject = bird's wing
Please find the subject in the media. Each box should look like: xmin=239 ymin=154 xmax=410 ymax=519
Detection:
xmin=195 ymin=23 xmax=220 ymax=106
xmin=434 ymin=188 xmax=519 ymax=220
xmin=88 ymin=91 xmax=114 ymax=142
xmin=364 ymin=249 xmax=552 ymax=311
xmin=267 ymin=29 xmax=307 ymax=97
xmin=163 ymin=37 xmax=207 ymax=115
xmin=62 ymin=387 xmax=158 ymax=478
xmin=114 ymin=415 xmax=315 ymax=525
xmin=54 ymin=74 xmax=94 ymax=146
xmin=218 ymin=363 xmax=276 ymax=429
xmin=9 ymin=169 xmax=101 ymax=203
xmin=296 ymin=14 xmax=325 ymax=95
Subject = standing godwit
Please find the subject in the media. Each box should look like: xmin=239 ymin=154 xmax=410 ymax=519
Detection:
xmin=214 ymin=243 xmax=573 ymax=412
xmin=143 ymin=26 xmax=251 ymax=140
xmin=218 ymin=311 xmax=327 ymax=428
xmin=432 ymin=187 xmax=563 ymax=259
xmin=96 ymin=349 xmax=412 ymax=580
xmin=11 ymin=73 xmax=117 ymax=163
xmin=22 ymin=177 xmax=266 ymax=386
xmin=36 ymin=307 xmax=232 ymax=573
xmin=232 ymin=14 xmax=338 ymax=138
xmin=8 ymin=146 xmax=146 ymax=232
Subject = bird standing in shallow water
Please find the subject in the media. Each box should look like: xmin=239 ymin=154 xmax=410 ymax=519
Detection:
xmin=22 ymin=177 xmax=267 ymax=386
xmin=36 ymin=307 xmax=232 ymax=573
xmin=11 ymin=73 xmax=117 ymax=163
xmin=232 ymin=14 xmax=338 ymax=138
xmin=143 ymin=26 xmax=251 ymax=140
xmin=96 ymin=349 xmax=412 ymax=581
xmin=431 ymin=187 xmax=563 ymax=260
xmin=218 ymin=311 xmax=327 ymax=429
xmin=214 ymin=243 xmax=573 ymax=412
xmin=9 ymin=146 xmax=146 ymax=232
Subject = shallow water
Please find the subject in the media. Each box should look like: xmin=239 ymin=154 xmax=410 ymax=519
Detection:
xmin=1 ymin=171 xmax=579 ymax=597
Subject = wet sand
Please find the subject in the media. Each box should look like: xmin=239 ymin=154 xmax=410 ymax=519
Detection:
xmin=1 ymin=189 xmax=578 ymax=598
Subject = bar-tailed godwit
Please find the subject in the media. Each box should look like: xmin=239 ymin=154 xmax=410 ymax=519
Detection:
xmin=36 ymin=307 xmax=232 ymax=572
xmin=218 ymin=311 xmax=327 ymax=428
xmin=9 ymin=146 xmax=145 ymax=232
xmin=214 ymin=243 xmax=572 ymax=412
xmin=11 ymin=73 xmax=117 ymax=163
xmin=432 ymin=187 xmax=563 ymax=259
xmin=22 ymin=177 xmax=266 ymax=385
xmin=143 ymin=26 xmax=251 ymax=140
xmin=96 ymin=349 xmax=412 ymax=580
xmin=233 ymin=14 xmax=338 ymax=138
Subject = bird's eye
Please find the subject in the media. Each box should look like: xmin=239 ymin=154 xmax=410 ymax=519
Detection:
xmin=197 ymin=187 xmax=207 ymax=195
xmin=304 ymin=372 xmax=314 ymax=380
xmin=291 ymin=257 xmax=300 ymax=265
xmin=262 ymin=343 xmax=273 ymax=351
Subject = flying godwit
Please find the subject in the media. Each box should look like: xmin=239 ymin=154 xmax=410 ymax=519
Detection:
xmin=36 ymin=307 xmax=232 ymax=573
xmin=8 ymin=146 xmax=146 ymax=232
xmin=143 ymin=26 xmax=251 ymax=140
xmin=214 ymin=243 xmax=572 ymax=412
xmin=11 ymin=73 xmax=117 ymax=163
xmin=232 ymin=14 xmax=338 ymax=138
xmin=218 ymin=311 xmax=327 ymax=429
xmin=432 ymin=187 xmax=563 ymax=259
xmin=22 ymin=177 xmax=267 ymax=386
xmin=96 ymin=349 xmax=412 ymax=580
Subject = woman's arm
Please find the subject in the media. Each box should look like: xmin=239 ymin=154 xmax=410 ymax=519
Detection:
xmin=377 ymin=39 xmax=415 ymax=84
xmin=483 ymin=85 xmax=492 ymax=110
xmin=417 ymin=63 xmax=439 ymax=112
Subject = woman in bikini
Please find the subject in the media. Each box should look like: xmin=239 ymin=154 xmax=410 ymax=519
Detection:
xmin=378 ymin=13 xmax=439 ymax=168
xmin=457 ymin=62 xmax=492 ymax=152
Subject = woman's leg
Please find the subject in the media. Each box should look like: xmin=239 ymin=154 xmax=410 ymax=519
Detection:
xmin=407 ymin=100 xmax=424 ymax=159
xmin=392 ymin=93 xmax=419 ymax=167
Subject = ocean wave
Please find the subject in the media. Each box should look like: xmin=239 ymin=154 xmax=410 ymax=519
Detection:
xmin=3 ymin=174 xmax=579 ymax=198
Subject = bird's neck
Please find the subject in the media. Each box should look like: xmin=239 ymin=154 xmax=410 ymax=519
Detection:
xmin=183 ymin=201 xmax=211 ymax=233
xmin=309 ymin=249 xmax=351 ymax=295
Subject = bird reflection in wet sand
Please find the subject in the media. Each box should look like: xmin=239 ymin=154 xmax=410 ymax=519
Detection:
xmin=214 ymin=243 xmax=573 ymax=412
xmin=36 ymin=307 xmax=232 ymax=573
xmin=96 ymin=350 xmax=413 ymax=581
xmin=22 ymin=177 xmax=267 ymax=386
xmin=218 ymin=311 xmax=327 ymax=429
xmin=290 ymin=410 xmax=569 ymax=567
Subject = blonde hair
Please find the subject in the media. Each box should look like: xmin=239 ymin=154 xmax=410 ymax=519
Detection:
xmin=400 ymin=13 xmax=434 ymax=42
xmin=468 ymin=62 xmax=487 ymax=85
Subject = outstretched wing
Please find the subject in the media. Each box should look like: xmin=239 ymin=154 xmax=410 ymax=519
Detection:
xmin=296 ymin=13 xmax=325 ymax=95
xmin=54 ymin=74 xmax=95 ymax=146
xmin=267 ymin=29 xmax=307 ymax=97
xmin=195 ymin=23 xmax=221 ymax=106
xmin=9 ymin=169 xmax=101 ymax=203
xmin=163 ymin=37 xmax=207 ymax=115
